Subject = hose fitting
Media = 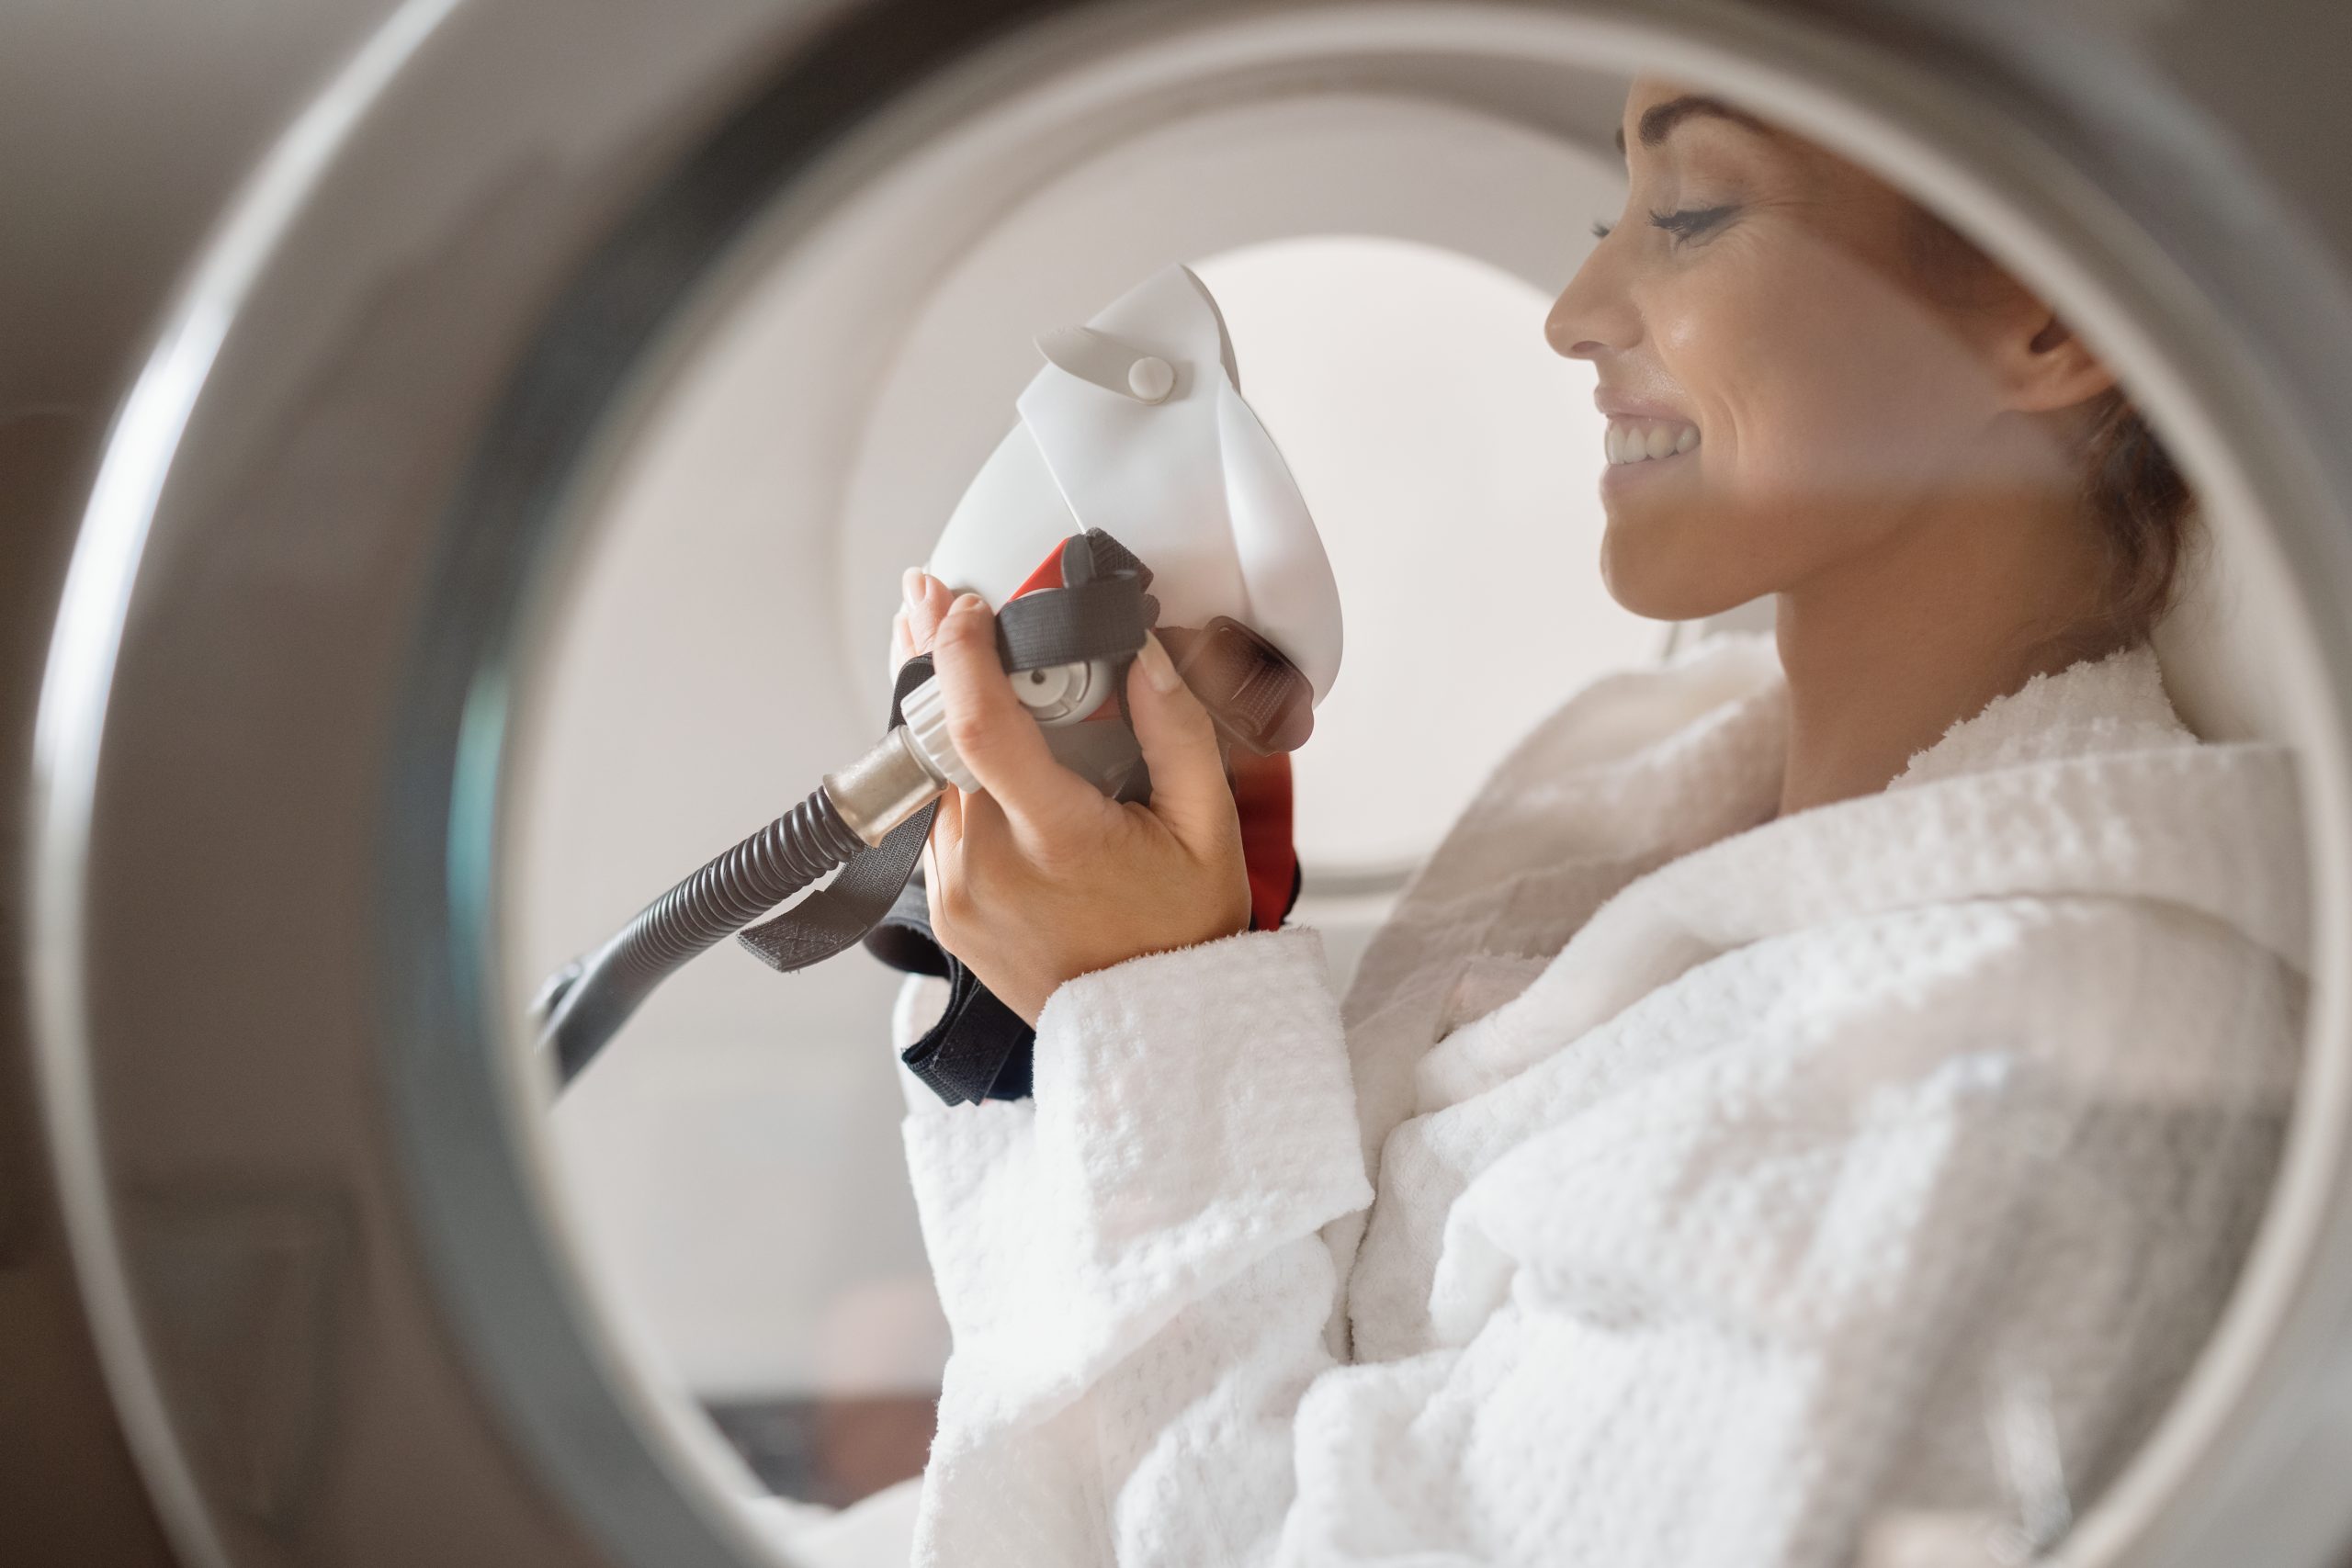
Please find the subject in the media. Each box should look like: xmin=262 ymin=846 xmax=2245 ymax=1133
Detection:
xmin=824 ymin=674 xmax=977 ymax=845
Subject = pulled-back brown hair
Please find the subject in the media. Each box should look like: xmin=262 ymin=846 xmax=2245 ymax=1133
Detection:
xmin=1903 ymin=205 xmax=2196 ymax=652
xmin=2073 ymin=384 xmax=2195 ymax=649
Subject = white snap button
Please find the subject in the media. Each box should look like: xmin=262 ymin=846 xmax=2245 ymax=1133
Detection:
xmin=1127 ymin=356 xmax=1176 ymax=402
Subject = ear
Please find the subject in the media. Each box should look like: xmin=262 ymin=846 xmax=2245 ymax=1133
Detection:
xmin=1993 ymin=307 xmax=2118 ymax=413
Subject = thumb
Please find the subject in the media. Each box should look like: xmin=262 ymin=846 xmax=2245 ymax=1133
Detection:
xmin=1127 ymin=633 xmax=1240 ymax=855
xmin=931 ymin=592 xmax=1108 ymax=843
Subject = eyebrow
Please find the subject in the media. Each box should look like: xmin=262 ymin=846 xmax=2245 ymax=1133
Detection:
xmin=1613 ymin=95 xmax=1777 ymax=153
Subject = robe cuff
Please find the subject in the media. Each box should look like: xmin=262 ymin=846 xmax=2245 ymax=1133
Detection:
xmin=1033 ymin=927 xmax=1368 ymax=1225
xmin=902 ymin=929 xmax=1369 ymax=1414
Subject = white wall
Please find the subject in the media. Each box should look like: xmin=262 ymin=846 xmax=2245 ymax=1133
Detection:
xmin=1193 ymin=235 xmax=1660 ymax=879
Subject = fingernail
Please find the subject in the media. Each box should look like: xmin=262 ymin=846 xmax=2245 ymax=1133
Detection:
xmin=901 ymin=568 xmax=926 ymax=607
xmin=951 ymin=592 xmax=987 ymax=615
xmin=1136 ymin=632 xmax=1183 ymax=694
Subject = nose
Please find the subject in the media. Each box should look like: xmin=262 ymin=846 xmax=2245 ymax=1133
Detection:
xmin=1545 ymin=232 xmax=1638 ymax=361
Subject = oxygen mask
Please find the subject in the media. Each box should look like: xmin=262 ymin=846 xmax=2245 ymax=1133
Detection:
xmin=534 ymin=265 xmax=1343 ymax=1095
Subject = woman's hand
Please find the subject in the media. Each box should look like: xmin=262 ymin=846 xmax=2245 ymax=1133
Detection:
xmin=892 ymin=570 xmax=1251 ymax=1024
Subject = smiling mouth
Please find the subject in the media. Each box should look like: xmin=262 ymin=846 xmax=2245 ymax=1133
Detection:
xmin=1604 ymin=418 xmax=1701 ymax=466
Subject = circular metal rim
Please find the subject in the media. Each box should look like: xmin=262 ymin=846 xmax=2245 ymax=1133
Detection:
xmin=24 ymin=8 xmax=478 ymax=1565
xmin=25 ymin=3 xmax=2352 ymax=1566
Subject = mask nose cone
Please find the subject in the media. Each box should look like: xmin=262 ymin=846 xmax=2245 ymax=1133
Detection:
xmin=976 ymin=264 xmax=1343 ymax=703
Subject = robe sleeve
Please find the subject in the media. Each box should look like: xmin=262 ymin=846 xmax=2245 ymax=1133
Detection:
xmin=898 ymin=926 xmax=1372 ymax=1562
xmin=896 ymin=905 xmax=2285 ymax=1568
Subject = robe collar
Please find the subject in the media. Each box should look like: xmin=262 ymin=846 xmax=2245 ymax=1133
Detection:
xmin=1409 ymin=637 xmax=2308 ymax=1111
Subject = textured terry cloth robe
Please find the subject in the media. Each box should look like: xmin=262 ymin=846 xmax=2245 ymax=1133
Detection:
xmin=890 ymin=635 xmax=2309 ymax=1568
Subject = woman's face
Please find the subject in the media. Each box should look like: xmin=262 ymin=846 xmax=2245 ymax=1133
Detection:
xmin=1547 ymin=79 xmax=2066 ymax=620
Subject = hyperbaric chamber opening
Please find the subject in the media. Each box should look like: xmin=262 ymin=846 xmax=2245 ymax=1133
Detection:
xmin=31 ymin=6 xmax=2348 ymax=1568
xmin=486 ymin=15 xmax=2346 ymax=1568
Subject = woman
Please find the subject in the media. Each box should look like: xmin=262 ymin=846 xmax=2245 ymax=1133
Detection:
xmin=883 ymin=78 xmax=2308 ymax=1566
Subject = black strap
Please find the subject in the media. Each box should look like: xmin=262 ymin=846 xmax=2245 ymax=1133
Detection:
xmin=995 ymin=571 xmax=1149 ymax=671
xmin=865 ymin=872 xmax=1037 ymax=1102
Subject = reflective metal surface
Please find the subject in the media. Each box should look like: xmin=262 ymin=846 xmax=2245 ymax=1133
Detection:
xmin=9 ymin=3 xmax=2352 ymax=1566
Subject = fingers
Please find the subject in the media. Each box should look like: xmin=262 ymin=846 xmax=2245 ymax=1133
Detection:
xmin=927 ymin=772 xmax=962 ymax=851
xmin=930 ymin=593 xmax=1106 ymax=841
xmin=901 ymin=569 xmax=952 ymax=658
xmin=1126 ymin=632 xmax=1241 ymax=856
xmin=903 ymin=573 xmax=964 ymax=852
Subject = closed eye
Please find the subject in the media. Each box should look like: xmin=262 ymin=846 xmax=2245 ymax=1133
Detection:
xmin=1648 ymin=204 xmax=1736 ymax=242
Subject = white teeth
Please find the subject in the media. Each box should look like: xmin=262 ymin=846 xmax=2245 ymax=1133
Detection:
xmin=1604 ymin=418 xmax=1701 ymax=466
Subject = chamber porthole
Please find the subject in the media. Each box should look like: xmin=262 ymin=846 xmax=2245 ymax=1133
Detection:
xmin=19 ymin=6 xmax=2352 ymax=1568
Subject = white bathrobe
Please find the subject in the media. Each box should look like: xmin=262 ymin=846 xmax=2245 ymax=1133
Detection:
xmin=891 ymin=636 xmax=2308 ymax=1567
